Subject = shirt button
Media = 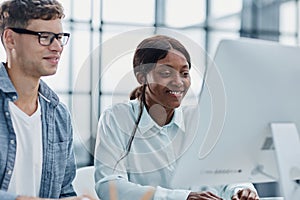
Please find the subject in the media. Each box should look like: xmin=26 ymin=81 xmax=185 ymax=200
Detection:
xmin=12 ymin=96 xmax=17 ymax=101
xmin=5 ymin=112 xmax=9 ymax=117
xmin=10 ymin=140 xmax=15 ymax=145
xmin=7 ymin=170 xmax=12 ymax=175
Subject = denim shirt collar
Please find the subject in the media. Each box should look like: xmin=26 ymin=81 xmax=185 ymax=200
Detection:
xmin=38 ymin=80 xmax=59 ymax=107
xmin=0 ymin=62 xmax=59 ymax=107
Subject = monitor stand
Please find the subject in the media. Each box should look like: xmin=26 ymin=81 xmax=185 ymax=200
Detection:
xmin=271 ymin=123 xmax=300 ymax=200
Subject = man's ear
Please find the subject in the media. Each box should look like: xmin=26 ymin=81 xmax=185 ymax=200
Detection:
xmin=2 ymin=29 xmax=15 ymax=50
xmin=136 ymin=72 xmax=146 ymax=85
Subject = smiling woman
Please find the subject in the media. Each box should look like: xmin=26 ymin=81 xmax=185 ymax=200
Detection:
xmin=144 ymin=50 xmax=191 ymax=111
xmin=93 ymin=34 xmax=259 ymax=200
xmin=131 ymin=35 xmax=191 ymax=125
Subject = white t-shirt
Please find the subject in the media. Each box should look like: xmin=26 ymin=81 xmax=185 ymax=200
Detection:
xmin=7 ymin=99 xmax=43 ymax=197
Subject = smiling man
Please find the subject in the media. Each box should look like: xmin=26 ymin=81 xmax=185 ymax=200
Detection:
xmin=0 ymin=1 xmax=94 ymax=200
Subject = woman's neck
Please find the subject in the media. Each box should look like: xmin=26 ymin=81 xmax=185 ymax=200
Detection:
xmin=145 ymin=103 xmax=174 ymax=127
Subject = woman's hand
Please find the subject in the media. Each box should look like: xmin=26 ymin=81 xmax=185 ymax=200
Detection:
xmin=187 ymin=191 xmax=223 ymax=200
xmin=231 ymin=188 xmax=259 ymax=200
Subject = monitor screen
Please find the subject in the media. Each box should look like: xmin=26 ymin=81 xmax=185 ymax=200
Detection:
xmin=171 ymin=38 xmax=300 ymax=190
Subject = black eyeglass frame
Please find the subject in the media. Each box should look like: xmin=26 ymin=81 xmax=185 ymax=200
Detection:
xmin=8 ymin=27 xmax=70 ymax=46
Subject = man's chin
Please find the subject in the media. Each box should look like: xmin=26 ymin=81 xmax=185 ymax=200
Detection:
xmin=43 ymin=70 xmax=57 ymax=77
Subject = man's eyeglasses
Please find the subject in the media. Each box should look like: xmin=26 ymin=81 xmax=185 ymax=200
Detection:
xmin=8 ymin=28 xmax=70 ymax=46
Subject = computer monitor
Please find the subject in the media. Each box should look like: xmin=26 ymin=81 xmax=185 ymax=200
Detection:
xmin=170 ymin=38 xmax=300 ymax=198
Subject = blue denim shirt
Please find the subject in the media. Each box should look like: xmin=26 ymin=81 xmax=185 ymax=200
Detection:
xmin=0 ymin=63 xmax=77 ymax=200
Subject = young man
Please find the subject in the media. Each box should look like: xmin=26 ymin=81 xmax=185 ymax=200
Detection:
xmin=0 ymin=1 xmax=95 ymax=200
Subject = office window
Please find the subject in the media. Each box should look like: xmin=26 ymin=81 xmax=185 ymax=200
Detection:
xmin=102 ymin=0 xmax=155 ymax=25
xmin=279 ymin=1 xmax=298 ymax=44
xmin=210 ymin=0 xmax=242 ymax=18
xmin=280 ymin=1 xmax=297 ymax=33
xmin=165 ymin=0 xmax=206 ymax=27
